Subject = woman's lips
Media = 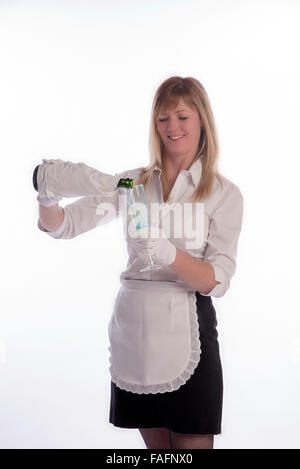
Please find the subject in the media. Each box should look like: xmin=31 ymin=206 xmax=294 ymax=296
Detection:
xmin=168 ymin=135 xmax=185 ymax=142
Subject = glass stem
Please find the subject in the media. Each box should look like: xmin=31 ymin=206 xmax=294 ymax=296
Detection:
xmin=149 ymin=254 xmax=155 ymax=266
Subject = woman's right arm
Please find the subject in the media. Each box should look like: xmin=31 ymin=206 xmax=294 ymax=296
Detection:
xmin=38 ymin=204 xmax=65 ymax=232
xmin=36 ymin=166 xmax=144 ymax=239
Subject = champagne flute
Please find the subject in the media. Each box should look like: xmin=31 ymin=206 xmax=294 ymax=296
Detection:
xmin=126 ymin=184 xmax=161 ymax=272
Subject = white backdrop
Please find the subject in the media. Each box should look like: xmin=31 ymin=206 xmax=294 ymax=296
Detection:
xmin=0 ymin=0 xmax=299 ymax=449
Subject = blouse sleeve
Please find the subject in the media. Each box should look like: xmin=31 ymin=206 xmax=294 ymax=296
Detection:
xmin=37 ymin=169 xmax=131 ymax=240
xmin=201 ymin=183 xmax=244 ymax=298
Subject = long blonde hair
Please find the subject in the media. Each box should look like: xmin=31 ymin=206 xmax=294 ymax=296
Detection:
xmin=136 ymin=76 xmax=224 ymax=202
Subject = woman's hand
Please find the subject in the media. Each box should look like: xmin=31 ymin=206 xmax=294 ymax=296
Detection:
xmin=33 ymin=163 xmax=63 ymax=207
xmin=130 ymin=225 xmax=177 ymax=266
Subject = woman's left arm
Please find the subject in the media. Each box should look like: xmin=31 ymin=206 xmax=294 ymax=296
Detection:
xmin=172 ymin=183 xmax=244 ymax=298
xmin=169 ymin=249 xmax=221 ymax=294
xmin=131 ymin=183 xmax=244 ymax=298
xmin=170 ymin=183 xmax=244 ymax=297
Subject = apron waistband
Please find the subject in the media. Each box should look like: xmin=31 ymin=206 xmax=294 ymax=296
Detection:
xmin=120 ymin=278 xmax=197 ymax=293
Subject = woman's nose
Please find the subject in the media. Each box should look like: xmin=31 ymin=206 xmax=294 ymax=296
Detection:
xmin=167 ymin=118 xmax=181 ymax=133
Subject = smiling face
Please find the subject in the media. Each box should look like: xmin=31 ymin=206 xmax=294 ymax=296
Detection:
xmin=156 ymin=97 xmax=201 ymax=163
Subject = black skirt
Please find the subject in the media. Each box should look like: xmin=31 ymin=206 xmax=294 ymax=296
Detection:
xmin=109 ymin=291 xmax=223 ymax=435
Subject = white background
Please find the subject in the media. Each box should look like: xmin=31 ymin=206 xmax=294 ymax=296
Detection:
xmin=0 ymin=0 xmax=299 ymax=449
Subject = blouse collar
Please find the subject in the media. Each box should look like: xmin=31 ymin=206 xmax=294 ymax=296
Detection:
xmin=151 ymin=157 xmax=202 ymax=187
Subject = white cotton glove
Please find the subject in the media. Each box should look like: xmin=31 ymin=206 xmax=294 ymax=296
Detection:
xmin=36 ymin=158 xmax=121 ymax=199
xmin=33 ymin=162 xmax=62 ymax=206
xmin=130 ymin=225 xmax=177 ymax=266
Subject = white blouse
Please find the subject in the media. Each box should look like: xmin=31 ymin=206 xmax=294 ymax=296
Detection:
xmin=38 ymin=158 xmax=244 ymax=298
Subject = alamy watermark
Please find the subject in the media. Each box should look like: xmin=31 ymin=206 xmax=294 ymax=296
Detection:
xmin=95 ymin=193 xmax=205 ymax=250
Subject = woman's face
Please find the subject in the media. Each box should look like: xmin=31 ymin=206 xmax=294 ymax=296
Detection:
xmin=156 ymin=97 xmax=201 ymax=162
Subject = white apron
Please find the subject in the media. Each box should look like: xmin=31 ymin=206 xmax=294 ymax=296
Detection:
xmin=107 ymin=279 xmax=201 ymax=394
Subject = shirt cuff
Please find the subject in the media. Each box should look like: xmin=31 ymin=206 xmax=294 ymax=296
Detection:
xmin=37 ymin=215 xmax=66 ymax=239
xmin=201 ymin=263 xmax=228 ymax=298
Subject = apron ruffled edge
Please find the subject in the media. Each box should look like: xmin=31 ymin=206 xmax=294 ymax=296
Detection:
xmin=108 ymin=291 xmax=201 ymax=394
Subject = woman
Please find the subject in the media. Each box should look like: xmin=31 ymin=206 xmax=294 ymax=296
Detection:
xmin=34 ymin=76 xmax=244 ymax=450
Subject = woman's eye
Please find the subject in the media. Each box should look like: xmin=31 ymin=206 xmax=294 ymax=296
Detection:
xmin=158 ymin=117 xmax=188 ymax=122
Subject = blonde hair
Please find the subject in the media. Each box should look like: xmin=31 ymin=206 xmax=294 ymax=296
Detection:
xmin=136 ymin=76 xmax=224 ymax=202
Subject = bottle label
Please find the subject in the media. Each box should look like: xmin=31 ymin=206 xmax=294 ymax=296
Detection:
xmin=117 ymin=178 xmax=134 ymax=189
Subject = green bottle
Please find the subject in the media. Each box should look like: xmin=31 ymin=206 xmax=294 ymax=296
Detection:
xmin=116 ymin=178 xmax=134 ymax=189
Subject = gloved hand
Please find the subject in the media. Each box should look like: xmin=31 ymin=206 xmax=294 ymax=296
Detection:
xmin=35 ymin=158 xmax=121 ymax=199
xmin=33 ymin=163 xmax=63 ymax=207
xmin=130 ymin=224 xmax=177 ymax=266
